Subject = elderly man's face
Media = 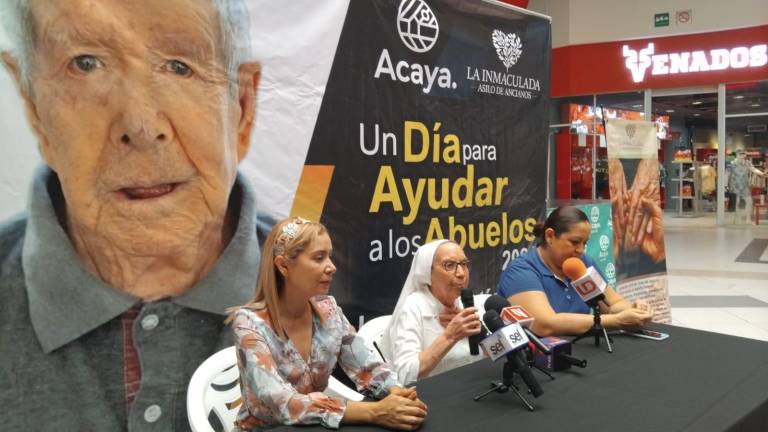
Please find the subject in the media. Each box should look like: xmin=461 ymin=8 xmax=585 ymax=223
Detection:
xmin=11 ymin=0 xmax=259 ymax=253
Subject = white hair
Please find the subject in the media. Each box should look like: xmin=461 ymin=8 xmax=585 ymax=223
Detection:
xmin=0 ymin=0 xmax=32 ymax=80
xmin=0 ymin=0 xmax=252 ymax=89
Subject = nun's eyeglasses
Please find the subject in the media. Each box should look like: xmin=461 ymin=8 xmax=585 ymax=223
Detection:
xmin=440 ymin=260 xmax=471 ymax=273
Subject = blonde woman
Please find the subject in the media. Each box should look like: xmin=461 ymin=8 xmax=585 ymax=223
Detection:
xmin=229 ymin=217 xmax=427 ymax=431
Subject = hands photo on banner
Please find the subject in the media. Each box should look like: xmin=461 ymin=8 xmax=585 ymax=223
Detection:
xmin=609 ymin=158 xmax=666 ymax=264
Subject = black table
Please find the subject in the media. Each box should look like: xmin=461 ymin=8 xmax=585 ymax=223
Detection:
xmin=281 ymin=325 xmax=768 ymax=432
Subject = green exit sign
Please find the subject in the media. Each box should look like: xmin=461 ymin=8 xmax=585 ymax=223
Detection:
xmin=655 ymin=13 xmax=669 ymax=27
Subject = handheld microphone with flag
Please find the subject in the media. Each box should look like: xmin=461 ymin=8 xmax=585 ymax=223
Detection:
xmin=480 ymin=310 xmax=544 ymax=398
xmin=460 ymin=288 xmax=480 ymax=356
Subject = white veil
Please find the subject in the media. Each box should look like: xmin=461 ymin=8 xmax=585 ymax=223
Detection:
xmin=380 ymin=239 xmax=449 ymax=363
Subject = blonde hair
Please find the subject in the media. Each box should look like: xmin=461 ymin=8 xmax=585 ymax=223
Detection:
xmin=226 ymin=217 xmax=328 ymax=340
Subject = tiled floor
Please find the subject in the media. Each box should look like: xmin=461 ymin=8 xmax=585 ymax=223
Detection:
xmin=663 ymin=212 xmax=768 ymax=341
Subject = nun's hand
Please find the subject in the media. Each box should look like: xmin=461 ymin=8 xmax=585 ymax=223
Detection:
xmin=438 ymin=305 xmax=460 ymax=328
xmin=444 ymin=307 xmax=481 ymax=342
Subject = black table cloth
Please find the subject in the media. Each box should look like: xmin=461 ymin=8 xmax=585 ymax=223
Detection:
xmin=275 ymin=325 xmax=768 ymax=432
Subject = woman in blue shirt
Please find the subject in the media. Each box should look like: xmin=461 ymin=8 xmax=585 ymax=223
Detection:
xmin=497 ymin=206 xmax=653 ymax=336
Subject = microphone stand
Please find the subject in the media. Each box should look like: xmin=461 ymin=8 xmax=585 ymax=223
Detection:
xmin=572 ymin=298 xmax=613 ymax=353
xmin=473 ymin=361 xmax=535 ymax=411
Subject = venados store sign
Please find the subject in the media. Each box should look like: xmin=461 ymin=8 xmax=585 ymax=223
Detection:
xmin=551 ymin=25 xmax=768 ymax=97
xmin=623 ymin=42 xmax=768 ymax=83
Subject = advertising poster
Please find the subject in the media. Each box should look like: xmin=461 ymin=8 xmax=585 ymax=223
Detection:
xmin=0 ymin=0 xmax=550 ymax=427
xmin=0 ymin=1 xmax=551 ymax=322
xmin=605 ymin=119 xmax=671 ymax=323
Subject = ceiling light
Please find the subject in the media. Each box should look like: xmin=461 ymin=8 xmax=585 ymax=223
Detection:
xmin=751 ymin=103 xmax=761 ymax=107
xmin=734 ymin=95 xmax=745 ymax=99
xmin=693 ymin=113 xmax=701 ymax=117
xmin=744 ymin=134 xmax=750 ymax=137
xmin=632 ymin=104 xmax=642 ymax=108
xmin=692 ymin=101 xmax=702 ymax=105
xmin=666 ymin=109 xmax=675 ymax=113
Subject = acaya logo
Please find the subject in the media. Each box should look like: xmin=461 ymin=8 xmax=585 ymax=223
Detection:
xmin=397 ymin=0 xmax=439 ymax=53
xmin=374 ymin=0 xmax=456 ymax=94
xmin=623 ymin=43 xmax=768 ymax=83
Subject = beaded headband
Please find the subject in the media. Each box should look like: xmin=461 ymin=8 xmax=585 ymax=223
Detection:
xmin=274 ymin=217 xmax=310 ymax=256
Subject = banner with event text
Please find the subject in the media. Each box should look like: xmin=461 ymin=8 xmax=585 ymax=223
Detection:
xmin=289 ymin=0 xmax=551 ymax=321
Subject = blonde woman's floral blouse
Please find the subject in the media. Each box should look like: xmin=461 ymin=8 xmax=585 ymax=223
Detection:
xmin=232 ymin=295 xmax=398 ymax=430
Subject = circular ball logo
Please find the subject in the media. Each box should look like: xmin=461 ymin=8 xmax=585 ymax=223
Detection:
xmin=599 ymin=235 xmax=609 ymax=252
xmin=605 ymin=263 xmax=616 ymax=280
xmin=397 ymin=0 xmax=439 ymax=53
xmin=590 ymin=206 xmax=600 ymax=223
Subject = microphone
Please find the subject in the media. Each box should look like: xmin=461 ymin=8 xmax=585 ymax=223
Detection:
xmin=562 ymin=258 xmax=614 ymax=352
xmin=531 ymin=336 xmax=587 ymax=372
xmin=460 ymin=288 xmax=480 ymax=356
xmin=481 ymin=310 xmax=543 ymax=397
xmin=562 ymin=257 xmax=608 ymax=307
xmin=484 ymin=295 xmax=550 ymax=354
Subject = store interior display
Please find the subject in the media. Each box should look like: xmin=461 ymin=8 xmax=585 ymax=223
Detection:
xmin=556 ymin=103 xmax=668 ymax=204
xmin=670 ymin=160 xmax=700 ymax=217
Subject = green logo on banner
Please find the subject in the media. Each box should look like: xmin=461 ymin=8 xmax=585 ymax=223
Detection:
xmin=654 ymin=13 xmax=669 ymax=27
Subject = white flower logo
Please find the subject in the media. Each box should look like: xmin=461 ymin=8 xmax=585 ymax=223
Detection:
xmin=492 ymin=30 xmax=523 ymax=71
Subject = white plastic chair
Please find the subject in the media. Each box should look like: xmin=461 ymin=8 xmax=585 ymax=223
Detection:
xmin=187 ymin=346 xmax=363 ymax=432
xmin=187 ymin=346 xmax=241 ymax=432
xmin=357 ymin=315 xmax=392 ymax=362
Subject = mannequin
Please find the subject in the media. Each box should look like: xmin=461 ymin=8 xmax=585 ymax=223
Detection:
xmin=728 ymin=151 xmax=765 ymax=224
xmin=699 ymin=163 xmax=716 ymax=197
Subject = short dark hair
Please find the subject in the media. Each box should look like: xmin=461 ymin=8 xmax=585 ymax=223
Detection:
xmin=533 ymin=206 xmax=589 ymax=247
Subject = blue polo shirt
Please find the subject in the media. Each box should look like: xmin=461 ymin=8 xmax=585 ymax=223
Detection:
xmin=497 ymin=246 xmax=606 ymax=314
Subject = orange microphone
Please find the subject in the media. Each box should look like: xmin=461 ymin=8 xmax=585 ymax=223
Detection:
xmin=562 ymin=257 xmax=587 ymax=280
xmin=562 ymin=257 xmax=607 ymax=306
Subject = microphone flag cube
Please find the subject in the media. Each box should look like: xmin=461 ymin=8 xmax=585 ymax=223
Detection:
xmin=571 ymin=266 xmax=607 ymax=303
xmin=501 ymin=305 xmax=535 ymax=328
xmin=480 ymin=322 xmax=529 ymax=362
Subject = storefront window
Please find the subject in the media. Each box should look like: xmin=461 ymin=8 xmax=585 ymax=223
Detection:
xmin=725 ymin=81 xmax=768 ymax=224
xmin=550 ymin=92 xmax=645 ymax=201
xmin=652 ymin=91 xmax=717 ymax=215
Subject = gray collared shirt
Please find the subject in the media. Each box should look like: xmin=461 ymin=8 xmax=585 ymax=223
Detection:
xmin=0 ymin=166 xmax=263 ymax=431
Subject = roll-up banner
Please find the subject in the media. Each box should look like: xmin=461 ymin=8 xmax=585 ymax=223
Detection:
xmin=605 ymin=119 xmax=672 ymax=323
